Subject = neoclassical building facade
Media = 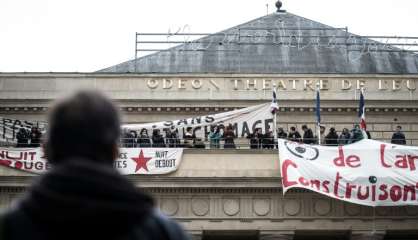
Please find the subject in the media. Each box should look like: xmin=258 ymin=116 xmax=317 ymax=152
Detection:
xmin=0 ymin=9 xmax=418 ymax=240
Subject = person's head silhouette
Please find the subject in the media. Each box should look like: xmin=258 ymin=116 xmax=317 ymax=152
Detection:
xmin=45 ymin=90 xmax=120 ymax=165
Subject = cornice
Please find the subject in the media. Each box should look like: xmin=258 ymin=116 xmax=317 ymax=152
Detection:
xmin=0 ymin=106 xmax=417 ymax=114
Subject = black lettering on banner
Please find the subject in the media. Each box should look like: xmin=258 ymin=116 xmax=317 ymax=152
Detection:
xmin=264 ymin=118 xmax=274 ymax=132
xmin=118 ymin=152 xmax=128 ymax=159
xmin=155 ymin=151 xmax=168 ymax=158
xmin=177 ymin=119 xmax=188 ymax=126
xmin=35 ymin=162 xmax=44 ymax=170
xmin=23 ymin=120 xmax=34 ymax=129
xmin=114 ymin=160 xmax=127 ymax=169
xmin=241 ymin=121 xmax=250 ymax=137
xmin=164 ymin=121 xmax=174 ymax=127
xmin=155 ymin=159 xmax=176 ymax=168
xmin=252 ymin=120 xmax=262 ymax=133
xmin=205 ymin=116 xmax=215 ymax=123
xmin=193 ymin=126 xmax=202 ymax=136
xmin=191 ymin=117 xmax=202 ymax=124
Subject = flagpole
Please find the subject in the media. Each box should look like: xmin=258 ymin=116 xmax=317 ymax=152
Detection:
xmin=316 ymin=82 xmax=321 ymax=146
xmin=269 ymin=84 xmax=279 ymax=149
xmin=273 ymin=84 xmax=278 ymax=147
xmin=359 ymin=87 xmax=368 ymax=139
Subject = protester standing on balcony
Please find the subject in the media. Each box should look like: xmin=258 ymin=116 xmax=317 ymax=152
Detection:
xmin=0 ymin=91 xmax=190 ymax=240
xmin=208 ymin=125 xmax=221 ymax=149
xmin=16 ymin=128 xmax=29 ymax=148
xmin=248 ymin=128 xmax=262 ymax=149
xmin=262 ymin=130 xmax=275 ymax=149
xmin=338 ymin=128 xmax=351 ymax=145
xmin=302 ymin=125 xmax=314 ymax=144
xmin=137 ymin=128 xmax=151 ymax=148
xmin=29 ymin=127 xmax=42 ymax=147
xmin=391 ymin=125 xmax=407 ymax=145
xmin=350 ymin=124 xmax=363 ymax=143
xmin=325 ymin=127 xmax=339 ymax=146
xmin=121 ymin=129 xmax=135 ymax=148
xmin=223 ymin=124 xmax=236 ymax=149
xmin=277 ymin=127 xmax=288 ymax=139
xmin=288 ymin=126 xmax=301 ymax=142
xmin=152 ymin=129 xmax=165 ymax=148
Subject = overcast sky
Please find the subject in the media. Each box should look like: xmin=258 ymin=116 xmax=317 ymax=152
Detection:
xmin=0 ymin=0 xmax=417 ymax=72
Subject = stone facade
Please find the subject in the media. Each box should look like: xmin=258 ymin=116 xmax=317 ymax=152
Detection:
xmin=1 ymin=73 xmax=418 ymax=239
xmin=1 ymin=73 xmax=417 ymax=145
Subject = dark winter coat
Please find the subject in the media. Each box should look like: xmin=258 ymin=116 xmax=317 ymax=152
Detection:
xmin=0 ymin=160 xmax=189 ymax=240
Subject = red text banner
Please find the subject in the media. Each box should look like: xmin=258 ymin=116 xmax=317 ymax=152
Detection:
xmin=278 ymin=139 xmax=418 ymax=206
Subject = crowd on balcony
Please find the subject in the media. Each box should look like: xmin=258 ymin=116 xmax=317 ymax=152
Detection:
xmin=12 ymin=124 xmax=407 ymax=149
xmin=118 ymin=124 xmax=407 ymax=149
xmin=15 ymin=127 xmax=43 ymax=148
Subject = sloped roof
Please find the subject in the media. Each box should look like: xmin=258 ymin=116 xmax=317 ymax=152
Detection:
xmin=98 ymin=12 xmax=418 ymax=74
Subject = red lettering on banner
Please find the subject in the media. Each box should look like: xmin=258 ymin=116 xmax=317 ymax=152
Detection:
xmin=14 ymin=161 xmax=22 ymax=169
xmin=333 ymin=172 xmax=343 ymax=198
xmin=378 ymin=184 xmax=389 ymax=200
xmin=380 ymin=144 xmax=391 ymax=168
xmin=310 ymin=179 xmax=321 ymax=190
xmin=380 ymin=144 xmax=418 ymax=171
xmin=0 ymin=160 xmax=12 ymax=167
xmin=346 ymin=155 xmax=361 ymax=168
xmin=345 ymin=183 xmax=356 ymax=198
xmin=384 ymin=153 xmax=418 ymax=171
xmin=333 ymin=146 xmax=361 ymax=168
xmin=282 ymin=159 xmax=298 ymax=188
xmin=403 ymin=185 xmax=416 ymax=201
xmin=408 ymin=155 xmax=418 ymax=171
xmin=395 ymin=155 xmax=408 ymax=169
xmin=333 ymin=146 xmax=345 ymax=166
xmin=357 ymin=185 xmax=370 ymax=200
xmin=298 ymin=177 xmax=309 ymax=186
xmin=390 ymin=186 xmax=402 ymax=202
xmin=322 ymin=181 xmax=330 ymax=193
xmin=371 ymin=185 xmax=377 ymax=202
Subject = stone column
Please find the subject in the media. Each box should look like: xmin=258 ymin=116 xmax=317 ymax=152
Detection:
xmin=350 ymin=231 xmax=385 ymax=240
xmin=260 ymin=231 xmax=294 ymax=240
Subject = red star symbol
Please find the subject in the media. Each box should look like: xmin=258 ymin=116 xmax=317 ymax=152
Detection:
xmin=131 ymin=150 xmax=152 ymax=172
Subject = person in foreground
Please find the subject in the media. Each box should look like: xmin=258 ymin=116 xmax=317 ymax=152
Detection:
xmin=0 ymin=91 xmax=190 ymax=240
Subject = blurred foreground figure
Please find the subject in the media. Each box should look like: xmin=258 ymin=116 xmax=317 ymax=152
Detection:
xmin=1 ymin=91 xmax=189 ymax=240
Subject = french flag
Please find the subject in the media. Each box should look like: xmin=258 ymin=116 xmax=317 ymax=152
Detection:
xmin=270 ymin=88 xmax=279 ymax=114
xmin=358 ymin=89 xmax=367 ymax=135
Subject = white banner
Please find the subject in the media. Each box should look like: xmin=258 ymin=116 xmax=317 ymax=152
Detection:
xmin=0 ymin=147 xmax=183 ymax=175
xmin=278 ymin=139 xmax=418 ymax=206
xmin=123 ymin=103 xmax=274 ymax=138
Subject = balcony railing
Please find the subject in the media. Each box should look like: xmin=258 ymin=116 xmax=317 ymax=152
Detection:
xmin=2 ymin=137 xmax=416 ymax=149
